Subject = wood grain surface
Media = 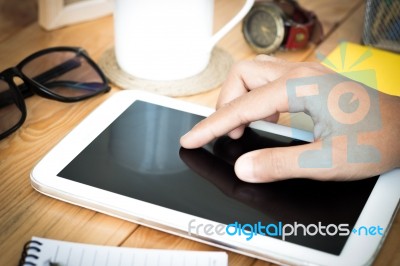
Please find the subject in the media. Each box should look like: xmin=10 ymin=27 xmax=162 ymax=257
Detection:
xmin=0 ymin=1 xmax=398 ymax=265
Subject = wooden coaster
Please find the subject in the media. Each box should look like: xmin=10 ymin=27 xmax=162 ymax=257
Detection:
xmin=98 ymin=46 xmax=234 ymax=97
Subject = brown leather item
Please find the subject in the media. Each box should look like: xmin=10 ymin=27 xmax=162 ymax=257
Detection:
xmin=257 ymin=0 xmax=323 ymax=49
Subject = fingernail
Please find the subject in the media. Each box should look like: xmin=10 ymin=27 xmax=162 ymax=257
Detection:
xmin=235 ymin=156 xmax=255 ymax=182
xmin=180 ymin=132 xmax=191 ymax=146
xmin=181 ymin=131 xmax=189 ymax=139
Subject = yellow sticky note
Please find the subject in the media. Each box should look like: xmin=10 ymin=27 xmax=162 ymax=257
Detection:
xmin=322 ymin=42 xmax=400 ymax=96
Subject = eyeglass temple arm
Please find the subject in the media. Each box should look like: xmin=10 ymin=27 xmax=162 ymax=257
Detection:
xmin=43 ymin=81 xmax=106 ymax=91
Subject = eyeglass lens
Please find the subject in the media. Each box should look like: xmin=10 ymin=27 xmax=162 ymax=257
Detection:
xmin=21 ymin=50 xmax=106 ymax=98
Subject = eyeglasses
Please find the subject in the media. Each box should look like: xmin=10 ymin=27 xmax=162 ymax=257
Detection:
xmin=0 ymin=46 xmax=110 ymax=140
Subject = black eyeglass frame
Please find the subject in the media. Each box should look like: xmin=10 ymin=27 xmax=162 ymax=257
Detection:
xmin=0 ymin=46 xmax=111 ymax=140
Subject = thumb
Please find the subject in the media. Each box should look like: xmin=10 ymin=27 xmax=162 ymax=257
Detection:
xmin=234 ymin=141 xmax=339 ymax=182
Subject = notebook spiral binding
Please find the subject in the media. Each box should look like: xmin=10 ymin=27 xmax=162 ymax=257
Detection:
xmin=18 ymin=240 xmax=43 ymax=266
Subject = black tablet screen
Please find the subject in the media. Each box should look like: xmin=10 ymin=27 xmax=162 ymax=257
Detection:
xmin=59 ymin=101 xmax=378 ymax=255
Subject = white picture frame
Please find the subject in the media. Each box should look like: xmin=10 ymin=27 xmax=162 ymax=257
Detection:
xmin=38 ymin=0 xmax=114 ymax=30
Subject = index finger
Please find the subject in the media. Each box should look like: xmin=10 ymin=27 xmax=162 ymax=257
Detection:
xmin=180 ymin=78 xmax=289 ymax=149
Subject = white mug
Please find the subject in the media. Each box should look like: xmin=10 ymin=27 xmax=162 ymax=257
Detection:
xmin=114 ymin=0 xmax=255 ymax=81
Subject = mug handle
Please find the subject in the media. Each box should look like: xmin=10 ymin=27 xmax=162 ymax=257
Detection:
xmin=208 ymin=0 xmax=255 ymax=49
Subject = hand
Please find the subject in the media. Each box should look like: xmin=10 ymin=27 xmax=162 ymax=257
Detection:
xmin=180 ymin=55 xmax=400 ymax=182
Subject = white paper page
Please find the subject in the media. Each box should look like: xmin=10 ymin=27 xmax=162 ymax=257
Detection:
xmin=21 ymin=236 xmax=228 ymax=266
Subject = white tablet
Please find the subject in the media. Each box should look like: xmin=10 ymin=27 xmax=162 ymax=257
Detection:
xmin=31 ymin=90 xmax=400 ymax=266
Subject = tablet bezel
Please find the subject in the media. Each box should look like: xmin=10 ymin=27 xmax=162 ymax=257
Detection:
xmin=31 ymin=90 xmax=400 ymax=266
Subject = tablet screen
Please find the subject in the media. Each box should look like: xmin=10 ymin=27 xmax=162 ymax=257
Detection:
xmin=58 ymin=100 xmax=378 ymax=255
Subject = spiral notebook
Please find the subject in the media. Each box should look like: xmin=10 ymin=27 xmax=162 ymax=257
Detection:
xmin=19 ymin=237 xmax=228 ymax=266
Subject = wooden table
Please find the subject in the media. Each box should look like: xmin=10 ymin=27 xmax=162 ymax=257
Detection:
xmin=0 ymin=0 xmax=399 ymax=265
